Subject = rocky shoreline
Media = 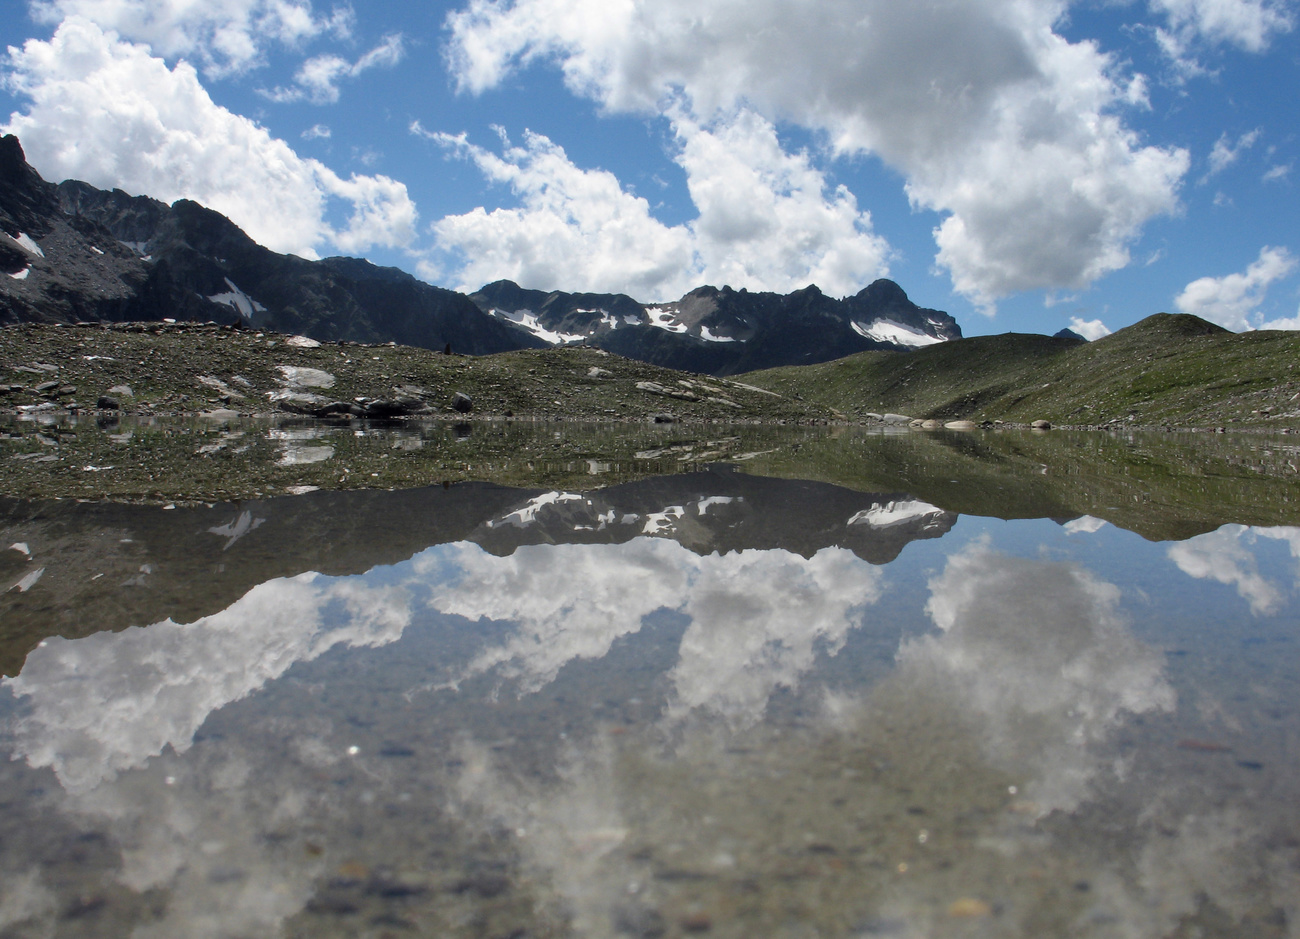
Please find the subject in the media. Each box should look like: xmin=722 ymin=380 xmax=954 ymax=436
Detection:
xmin=0 ymin=321 xmax=836 ymax=425
xmin=3 ymin=321 xmax=1289 ymax=434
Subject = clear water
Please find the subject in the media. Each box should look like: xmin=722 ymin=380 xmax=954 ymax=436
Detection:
xmin=0 ymin=460 xmax=1297 ymax=937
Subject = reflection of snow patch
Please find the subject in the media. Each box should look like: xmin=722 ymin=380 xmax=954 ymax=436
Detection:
xmin=1064 ymin=516 xmax=1109 ymax=535
xmin=8 ymin=267 xmax=29 ymax=280
xmin=848 ymin=500 xmax=945 ymax=528
xmin=276 ymin=445 xmax=334 ymax=466
xmin=696 ymin=496 xmax=736 ymax=515
xmin=488 ymin=492 xmax=587 ymax=528
xmin=852 ymin=319 xmax=944 ymax=347
xmin=643 ymin=506 xmax=685 ymax=534
xmin=207 ymin=511 xmax=266 ymax=550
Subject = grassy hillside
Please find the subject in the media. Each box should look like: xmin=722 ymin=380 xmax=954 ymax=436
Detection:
xmin=743 ymin=314 xmax=1300 ymax=429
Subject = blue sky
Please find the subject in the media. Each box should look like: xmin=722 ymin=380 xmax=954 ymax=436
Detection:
xmin=1 ymin=0 xmax=1297 ymax=338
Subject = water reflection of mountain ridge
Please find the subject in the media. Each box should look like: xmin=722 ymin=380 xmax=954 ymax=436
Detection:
xmin=0 ymin=470 xmax=955 ymax=675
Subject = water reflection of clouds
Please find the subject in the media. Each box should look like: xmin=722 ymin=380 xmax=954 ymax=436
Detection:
xmin=6 ymin=521 xmax=1297 ymax=937
xmin=446 ymin=541 xmax=1193 ymax=937
xmin=427 ymin=541 xmax=882 ymax=724
xmin=4 ymin=574 xmax=410 ymax=793
xmin=1167 ymin=525 xmax=1300 ymax=615
xmin=904 ymin=540 xmax=1175 ymax=814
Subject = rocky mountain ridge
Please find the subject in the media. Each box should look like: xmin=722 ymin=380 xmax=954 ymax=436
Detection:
xmin=470 ymin=276 xmax=961 ymax=375
xmin=1 ymin=135 xmax=537 ymax=355
xmin=2 ymin=133 xmax=960 ymax=374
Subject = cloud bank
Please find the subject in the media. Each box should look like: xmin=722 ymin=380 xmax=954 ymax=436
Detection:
xmin=3 ymin=18 xmax=417 ymax=258
xmin=443 ymin=0 xmax=1190 ymax=308
xmin=421 ymin=112 xmax=891 ymax=298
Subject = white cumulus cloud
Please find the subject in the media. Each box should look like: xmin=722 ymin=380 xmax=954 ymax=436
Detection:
xmin=2 ymin=18 xmax=418 ymax=259
xmin=1152 ymin=0 xmax=1294 ymax=73
xmin=1173 ymin=245 xmax=1297 ymax=330
xmin=422 ymin=126 xmax=696 ymax=297
xmin=1202 ymin=128 xmax=1261 ymax=181
xmin=443 ymin=0 xmax=1189 ymax=309
xmin=28 ymin=0 xmax=354 ymax=77
xmin=421 ymin=111 xmax=890 ymax=298
xmin=260 ymin=33 xmax=405 ymax=105
xmin=1069 ymin=317 xmax=1113 ymax=340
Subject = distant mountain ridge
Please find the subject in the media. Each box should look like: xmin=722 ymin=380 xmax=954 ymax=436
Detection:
xmin=2 ymin=133 xmax=961 ymax=373
xmin=470 ymin=276 xmax=961 ymax=375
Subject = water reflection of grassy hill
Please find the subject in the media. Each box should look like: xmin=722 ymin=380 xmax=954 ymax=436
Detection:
xmin=739 ymin=427 xmax=1300 ymax=541
xmin=744 ymin=314 xmax=1300 ymax=428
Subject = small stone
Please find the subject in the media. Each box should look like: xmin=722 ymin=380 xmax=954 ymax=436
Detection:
xmin=96 ymin=396 xmax=121 ymax=410
xmin=944 ymin=420 xmax=978 ymax=430
xmin=452 ymin=391 xmax=473 ymax=413
xmin=1031 ymin=419 xmax=1052 ymax=430
xmin=920 ymin=419 xmax=944 ymax=429
xmin=588 ymin=367 xmax=614 ymax=379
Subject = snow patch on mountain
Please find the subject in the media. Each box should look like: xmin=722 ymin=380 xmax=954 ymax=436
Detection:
xmin=646 ymin=307 xmax=687 ymax=333
xmin=208 ymin=278 xmax=266 ymax=319
xmin=6 ymin=231 xmax=45 ymax=258
xmin=852 ymin=318 xmax=945 ymax=348
xmin=699 ymin=324 xmax=738 ymax=342
xmin=493 ymin=308 xmax=586 ymax=345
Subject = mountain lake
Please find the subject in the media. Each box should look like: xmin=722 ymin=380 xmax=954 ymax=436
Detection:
xmin=0 ymin=419 xmax=1297 ymax=938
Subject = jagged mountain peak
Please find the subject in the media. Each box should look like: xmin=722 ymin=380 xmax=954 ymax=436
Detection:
xmin=468 ymin=275 xmax=962 ymax=375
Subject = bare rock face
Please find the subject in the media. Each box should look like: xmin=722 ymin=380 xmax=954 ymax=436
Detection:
xmin=0 ymin=135 xmax=150 ymax=324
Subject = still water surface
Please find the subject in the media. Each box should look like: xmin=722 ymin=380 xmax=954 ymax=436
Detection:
xmin=0 ymin=451 xmax=1298 ymax=937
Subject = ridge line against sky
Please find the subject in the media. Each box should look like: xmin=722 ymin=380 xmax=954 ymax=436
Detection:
xmin=1 ymin=0 xmax=1297 ymax=337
